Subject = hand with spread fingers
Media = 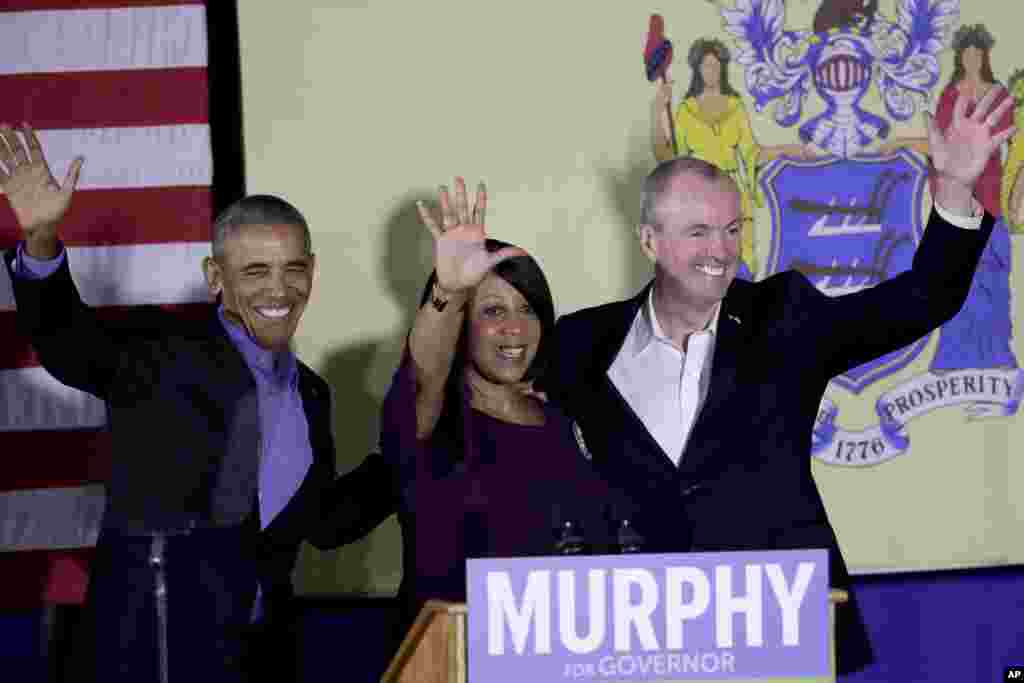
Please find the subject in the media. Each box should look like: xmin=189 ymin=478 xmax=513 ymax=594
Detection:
xmin=0 ymin=124 xmax=83 ymax=259
xmin=416 ymin=177 xmax=524 ymax=295
xmin=926 ymin=88 xmax=1017 ymax=213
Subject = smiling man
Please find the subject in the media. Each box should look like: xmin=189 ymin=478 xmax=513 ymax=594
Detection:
xmin=541 ymin=89 xmax=1014 ymax=675
xmin=0 ymin=124 xmax=395 ymax=682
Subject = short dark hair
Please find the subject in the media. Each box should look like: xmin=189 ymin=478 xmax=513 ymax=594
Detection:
xmin=418 ymin=240 xmax=556 ymax=465
xmin=639 ymin=157 xmax=733 ymax=228
xmin=211 ymin=194 xmax=311 ymax=260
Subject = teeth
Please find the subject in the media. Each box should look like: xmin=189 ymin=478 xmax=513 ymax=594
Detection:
xmin=256 ymin=306 xmax=291 ymax=319
xmin=498 ymin=346 xmax=526 ymax=359
xmin=697 ymin=264 xmax=725 ymax=277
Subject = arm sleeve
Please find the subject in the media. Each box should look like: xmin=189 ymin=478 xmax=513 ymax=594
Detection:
xmin=4 ymin=248 xmax=125 ymax=399
xmin=307 ymin=452 xmax=400 ymax=550
xmin=13 ymin=242 xmax=66 ymax=280
xmin=804 ymin=207 xmax=993 ymax=379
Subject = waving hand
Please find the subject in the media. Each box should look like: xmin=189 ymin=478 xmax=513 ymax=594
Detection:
xmin=0 ymin=124 xmax=83 ymax=258
xmin=416 ymin=177 xmax=524 ymax=294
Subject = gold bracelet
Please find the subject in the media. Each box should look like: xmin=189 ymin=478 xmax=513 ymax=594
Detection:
xmin=430 ymin=282 xmax=467 ymax=313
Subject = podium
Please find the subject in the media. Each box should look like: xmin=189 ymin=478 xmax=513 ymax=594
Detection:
xmin=382 ymin=590 xmax=848 ymax=683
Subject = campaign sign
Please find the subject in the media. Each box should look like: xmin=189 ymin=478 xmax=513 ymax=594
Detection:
xmin=467 ymin=549 xmax=830 ymax=681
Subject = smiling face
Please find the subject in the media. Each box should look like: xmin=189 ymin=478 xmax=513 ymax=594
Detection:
xmin=639 ymin=172 xmax=742 ymax=308
xmin=203 ymin=222 xmax=314 ymax=351
xmin=465 ymin=272 xmax=542 ymax=385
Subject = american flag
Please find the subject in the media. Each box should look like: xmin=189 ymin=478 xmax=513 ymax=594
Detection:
xmin=0 ymin=0 xmax=243 ymax=608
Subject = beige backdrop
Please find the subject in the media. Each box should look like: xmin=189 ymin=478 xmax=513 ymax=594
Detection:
xmin=236 ymin=1 xmax=1024 ymax=595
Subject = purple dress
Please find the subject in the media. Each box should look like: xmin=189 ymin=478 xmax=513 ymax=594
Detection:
xmin=380 ymin=349 xmax=620 ymax=609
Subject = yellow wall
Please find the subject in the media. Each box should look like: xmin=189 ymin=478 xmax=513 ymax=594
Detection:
xmin=237 ymin=1 xmax=1024 ymax=595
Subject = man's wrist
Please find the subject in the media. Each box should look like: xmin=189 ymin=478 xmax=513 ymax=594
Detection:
xmin=932 ymin=174 xmax=975 ymax=217
xmin=24 ymin=235 xmax=60 ymax=260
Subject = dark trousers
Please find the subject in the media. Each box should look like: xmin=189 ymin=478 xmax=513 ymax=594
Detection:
xmin=72 ymin=525 xmax=298 ymax=682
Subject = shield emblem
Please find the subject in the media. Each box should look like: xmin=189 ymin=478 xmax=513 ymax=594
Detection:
xmin=759 ymin=150 xmax=929 ymax=394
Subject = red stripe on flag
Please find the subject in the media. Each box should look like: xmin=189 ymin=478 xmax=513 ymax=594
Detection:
xmin=0 ymin=69 xmax=209 ymax=130
xmin=0 ymin=187 xmax=213 ymax=249
xmin=0 ymin=430 xmax=111 ymax=491
xmin=0 ymin=548 xmax=93 ymax=608
xmin=0 ymin=1 xmax=204 ymax=11
xmin=0 ymin=302 xmax=214 ymax=371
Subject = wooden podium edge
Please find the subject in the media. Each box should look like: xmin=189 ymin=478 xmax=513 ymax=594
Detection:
xmin=382 ymin=591 xmax=848 ymax=682
xmin=381 ymin=600 xmax=466 ymax=683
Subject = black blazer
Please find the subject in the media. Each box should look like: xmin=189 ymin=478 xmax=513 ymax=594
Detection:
xmin=540 ymin=208 xmax=992 ymax=674
xmin=4 ymin=250 xmax=395 ymax=592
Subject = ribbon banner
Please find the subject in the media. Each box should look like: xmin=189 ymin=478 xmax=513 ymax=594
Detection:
xmin=812 ymin=368 xmax=1024 ymax=466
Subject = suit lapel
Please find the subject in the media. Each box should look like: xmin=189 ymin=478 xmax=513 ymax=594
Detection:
xmin=677 ymin=280 xmax=756 ymax=478
xmin=581 ymin=284 xmax=679 ymax=477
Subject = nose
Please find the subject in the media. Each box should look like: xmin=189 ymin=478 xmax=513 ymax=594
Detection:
xmin=499 ymin=312 xmax=527 ymax=336
xmin=267 ymin=270 xmax=288 ymax=298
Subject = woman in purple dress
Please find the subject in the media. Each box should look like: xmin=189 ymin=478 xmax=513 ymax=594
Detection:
xmin=381 ymin=177 xmax=621 ymax=635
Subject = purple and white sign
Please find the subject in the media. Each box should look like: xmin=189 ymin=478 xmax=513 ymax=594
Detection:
xmin=467 ymin=549 xmax=830 ymax=681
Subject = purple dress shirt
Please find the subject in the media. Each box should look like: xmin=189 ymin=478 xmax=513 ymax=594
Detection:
xmin=14 ymin=243 xmax=313 ymax=529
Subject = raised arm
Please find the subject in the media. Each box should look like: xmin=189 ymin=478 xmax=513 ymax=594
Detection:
xmin=0 ymin=124 xmax=123 ymax=398
xmin=409 ymin=178 xmax=524 ymax=439
xmin=815 ymin=87 xmax=1016 ymax=377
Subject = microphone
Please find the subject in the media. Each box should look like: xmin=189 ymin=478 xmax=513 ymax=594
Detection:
xmin=551 ymin=503 xmax=589 ymax=556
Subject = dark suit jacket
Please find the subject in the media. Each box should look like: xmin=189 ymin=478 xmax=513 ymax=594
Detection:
xmin=539 ymin=208 xmax=993 ymax=674
xmin=5 ymin=250 xmax=396 ymax=680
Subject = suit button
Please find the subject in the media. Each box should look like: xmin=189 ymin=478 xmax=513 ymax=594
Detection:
xmin=681 ymin=482 xmax=705 ymax=498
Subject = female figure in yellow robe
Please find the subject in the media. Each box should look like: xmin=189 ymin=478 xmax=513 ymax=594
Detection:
xmin=651 ymin=38 xmax=799 ymax=279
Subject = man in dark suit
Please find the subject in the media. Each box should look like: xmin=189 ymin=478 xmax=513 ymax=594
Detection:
xmin=0 ymin=124 xmax=395 ymax=681
xmin=540 ymin=90 xmax=1014 ymax=674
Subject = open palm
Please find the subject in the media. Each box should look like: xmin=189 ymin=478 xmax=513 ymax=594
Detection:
xmin=0 ymin=125 xmax=82 ymax=242
xmin=416 ymin=177 xmax=524 ymax=293
xmin=927 ymin=87 xmax=1016 ymax=189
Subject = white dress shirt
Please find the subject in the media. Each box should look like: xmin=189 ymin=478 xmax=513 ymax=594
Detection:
xmin=607 ymin=202 xmax=980 ymax=466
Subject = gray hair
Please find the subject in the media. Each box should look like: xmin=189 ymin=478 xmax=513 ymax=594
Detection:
xmin=211 ymin=194 xmax=311 ymax=260
xmin=639 ymin=157 xmax=732 ymax=228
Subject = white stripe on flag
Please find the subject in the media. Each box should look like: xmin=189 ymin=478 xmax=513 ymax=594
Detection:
xmin=0 ymin=485 xmax=104 ymax=551
xmin=0 ymin=241 xmax=212 ymax=312
xmin=0 ymin=5 xmax=207 ymax=76
xmin=0 ymin=366 xmax=106 ymax=431
xmin=0 ymin=126 xmax=212 ymax=191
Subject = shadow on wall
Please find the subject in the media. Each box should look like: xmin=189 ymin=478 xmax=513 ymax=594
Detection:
xmin=600 ymin=135 xmax=657 ymax=297
xmin=295 ymin=192 xmax=435 ymax=598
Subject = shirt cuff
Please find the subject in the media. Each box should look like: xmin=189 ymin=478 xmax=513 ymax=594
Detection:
xmin=14 ymin=242 xmax=66 ymax=280
xmin=934 ymin=200 xmax=983 ymax=231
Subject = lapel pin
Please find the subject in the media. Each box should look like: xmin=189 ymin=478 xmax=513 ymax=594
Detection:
xmin=729 ymin=314 xmax=741 ymax=325
xmin=571 ymin=421 xmax=592 ymax=461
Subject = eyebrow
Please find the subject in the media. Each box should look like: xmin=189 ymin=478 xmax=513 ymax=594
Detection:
xmin=240 ymin=259 xmax=309 ymax=270
xmin=687 ymin=218 xmax=747 ymax=230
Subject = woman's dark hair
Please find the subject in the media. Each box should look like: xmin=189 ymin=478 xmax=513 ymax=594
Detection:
xmin=418 ymin=240 xmax=556 ymax=466
xmin=684 ymin=38 xmax=739 ymax=100
xmin=949 ymin=24 xmax=997 ymax=86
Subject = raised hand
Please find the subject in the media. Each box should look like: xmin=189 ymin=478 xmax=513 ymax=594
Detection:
xmin=416 ymin=177 xmax=524 ymax=294
xmin=0 ymin=124 xmax=83 ymax=258
xmin=926 ymin=88 xmax=1016 ymax=195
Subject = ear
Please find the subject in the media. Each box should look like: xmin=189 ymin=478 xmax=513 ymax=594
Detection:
xmin=202 ymin=256 xmax=223 ymax=297
xmin=637 ymin=224 xmax=658 ymax=264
